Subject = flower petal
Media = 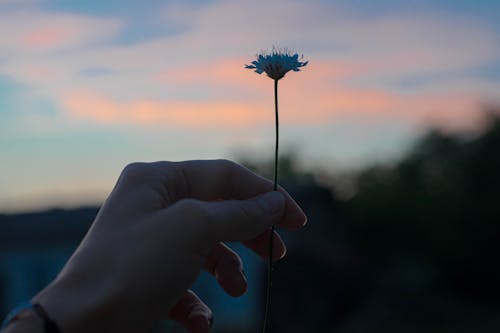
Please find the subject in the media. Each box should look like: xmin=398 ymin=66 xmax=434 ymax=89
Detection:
xmin=245 ymin=49 xmax=308 ymax=80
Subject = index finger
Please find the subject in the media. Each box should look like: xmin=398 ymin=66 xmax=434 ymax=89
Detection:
xmin=155 ymin=159 xmax=307 ymax=230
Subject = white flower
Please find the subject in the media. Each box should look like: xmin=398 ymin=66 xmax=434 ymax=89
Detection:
xmin=245 ymin=48 xmax=308 ymax=80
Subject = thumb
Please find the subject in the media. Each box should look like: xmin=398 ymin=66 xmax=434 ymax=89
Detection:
xmin=172 ymin=191 xmax=285 ymax=243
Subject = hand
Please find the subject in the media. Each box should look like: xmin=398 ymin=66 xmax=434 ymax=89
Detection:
xmin=32 ymin=160 xmax=307 ymax=333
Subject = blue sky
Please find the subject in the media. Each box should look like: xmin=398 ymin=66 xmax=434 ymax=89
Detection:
xmin=1 ymin=0 xmax=499 ymax=212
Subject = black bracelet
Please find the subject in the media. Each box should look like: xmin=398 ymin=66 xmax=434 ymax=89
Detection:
xmin=32 ymin=303 xmax=61 ymax=333
xmin=1 ymin=302 xmax=61 ymax=333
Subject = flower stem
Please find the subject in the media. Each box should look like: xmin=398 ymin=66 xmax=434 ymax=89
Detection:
xmin=273 ymin=79 xmax=279 ymax=193
xmin=262 ymin=79 xmax=279 ymax=333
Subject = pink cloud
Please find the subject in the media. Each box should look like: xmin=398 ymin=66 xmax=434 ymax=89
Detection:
xmin=0 ymin=11 xmax=122 ymax=53
xmin=275 ymin=61 xmax=484 ymax=130
xmin=394 ymin=92 xmax=483 ymax=131
xmin=62 ymin=90 xmax=269 ymax=128
xmin=21 ymin=27 xmax=71 ymax=48
xmin=58 ymin=60 xmax=485 ymax=131
xmin=60 ymin=81 xmax=482 ymax=133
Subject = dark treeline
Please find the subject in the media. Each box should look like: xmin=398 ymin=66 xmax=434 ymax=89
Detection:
xmin=338 ymin=113 xmax=500 ymax=332
xmin=241 ymin=112 xmax=500 ymax=333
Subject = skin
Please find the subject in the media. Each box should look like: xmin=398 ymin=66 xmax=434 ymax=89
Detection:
xmin=4 ymin=159 xmax=306 ymax=333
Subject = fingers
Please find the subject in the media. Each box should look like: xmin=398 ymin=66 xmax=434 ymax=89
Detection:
xmin=162 ymin=191 xmax=288 ymax=263
xmin=168 ymin=290 xmax=214 ymax=333
xmin=156 ymin=160 xmax=307 ymax=230
xmin=202 ymin=240 xmax=284 ymax=298
xmin=203 ymin=242 xmax=248 ymax=297
xmin=167 ymin=191 xmax=285 ymax=244
xmin=243 ymin=228 xmax=286 ymax=261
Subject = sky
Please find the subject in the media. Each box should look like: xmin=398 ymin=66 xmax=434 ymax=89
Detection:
xmin=1 ymin=0 xmax=500 ymax=212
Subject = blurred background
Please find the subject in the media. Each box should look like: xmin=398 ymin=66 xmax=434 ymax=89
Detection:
xmin=1 ymin=0 xmax=500 ymax=332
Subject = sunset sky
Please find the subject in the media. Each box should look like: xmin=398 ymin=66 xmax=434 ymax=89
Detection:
xmin=1 ymin=0 xmax=500 ymax=212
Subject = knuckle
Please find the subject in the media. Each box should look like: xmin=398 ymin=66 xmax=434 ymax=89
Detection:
xmin=121 ymin=162 xmax=149 ymax=179
xmin=217 ymin=158 xmax=237 ymax=171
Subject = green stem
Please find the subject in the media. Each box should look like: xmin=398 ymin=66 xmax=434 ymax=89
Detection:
xmin=262 ymin=79 xmax=279 ymax=333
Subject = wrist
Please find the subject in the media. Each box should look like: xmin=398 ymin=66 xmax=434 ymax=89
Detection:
xmin=31 ymin=279 xmax=88 ymax=333
xmin=31 ymin=272 xmax=154 ymax=333
xmin=31 ymin=275 xmax=117 ymax=333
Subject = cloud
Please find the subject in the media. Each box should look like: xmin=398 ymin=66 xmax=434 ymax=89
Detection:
xmin=61 ymin=90 xmax=268 ymax=128
xmin=0 ymin=11 xmax=122 ymax=55
xmin=0 ymin=0 xmax=498 ymax=132
xmin=3 ymin=0 xmax=500 ymax=212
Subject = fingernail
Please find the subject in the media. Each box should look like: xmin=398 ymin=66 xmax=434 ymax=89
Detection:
xmin=258 ymin=191 xmax=285 ymax=215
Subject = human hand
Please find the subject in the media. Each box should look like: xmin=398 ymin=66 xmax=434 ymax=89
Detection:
xmin=32 ymin=160 xmax=307 ymax=333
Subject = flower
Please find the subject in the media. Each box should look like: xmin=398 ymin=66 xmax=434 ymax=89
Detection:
xmin=245 ymin=48 xmax=308 ymax=80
